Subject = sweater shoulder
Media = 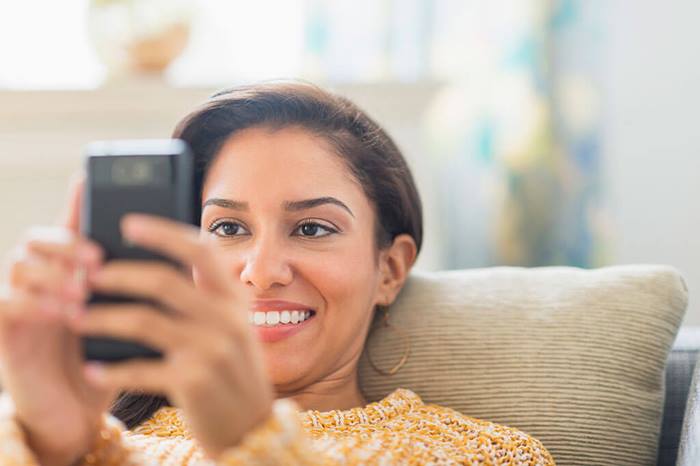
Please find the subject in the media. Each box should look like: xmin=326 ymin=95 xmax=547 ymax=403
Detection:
xmin=413 ymin=402 xmax=555 ymax=463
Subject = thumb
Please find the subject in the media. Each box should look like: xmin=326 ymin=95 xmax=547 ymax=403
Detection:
xmin=57 ymin=171 xmax=85 ymax=233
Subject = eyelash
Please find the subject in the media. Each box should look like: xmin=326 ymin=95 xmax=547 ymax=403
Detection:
xmin=207 ymin=219 xmax=338 ymax=239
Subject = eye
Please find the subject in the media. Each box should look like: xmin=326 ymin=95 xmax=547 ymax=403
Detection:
xmin=208 ymin=220 xmax=248 ymax=238
xmin=294 ymin=220 xmax=337 ymax=238
xmin=207 ymin=219 xmax=337 ymax=239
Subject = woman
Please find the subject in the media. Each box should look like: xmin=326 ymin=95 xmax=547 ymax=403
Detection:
xmin=0 ymin=82 xmax=555 ymax=465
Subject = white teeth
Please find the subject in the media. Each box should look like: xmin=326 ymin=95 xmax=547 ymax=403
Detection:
xmin=254 ymin=312 xmax=266 ymax=325
xmin=266 ymin=311 xmax=280 ymax=325
xmin=249 ymin=310 xmax=313 ymax=326
xmin=280 ymin=311 xmax=290 ymax=324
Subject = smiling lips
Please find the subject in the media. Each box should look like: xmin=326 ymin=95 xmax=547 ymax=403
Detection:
xmin=249 ymin=310 xmax=313 ymax=326
xmin=249 ymin=300 xmax=317 ymax=342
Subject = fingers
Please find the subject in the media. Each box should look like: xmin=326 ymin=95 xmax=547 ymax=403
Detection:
xmin=8 ymin=257 xmax=84 ymax=301
xmin=57 ymin=171 xmax=85 ymax=233
xmin=83 ymin=358 xmax=169 ymax=394
xmin=70 ymin=304 xmax=187 ymax=353
xmin=4 ymin=226 xmax=102 ymax=305
xmin=88 ymin=261 xmax=206 ymax=319
xmin=0 ymin=290 xmax=70 ymax=327
xmin=79 ymin=325 xmax=241 ymax=400
xmin=121 ymin=214 xmax=231 ymax=294
xmin=23 ymin=226 xmax=102 ymax=269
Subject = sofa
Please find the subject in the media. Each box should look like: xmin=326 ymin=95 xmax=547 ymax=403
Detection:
xmin=358 ymin=265 xmax=690 ymax=466
xmin=664 ymin=327 xmax=700 ymax=465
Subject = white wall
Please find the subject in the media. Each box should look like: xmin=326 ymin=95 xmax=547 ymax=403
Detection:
xmin=1 ymin=1 xmax=698 ymax=324
xmin=0 ymin=80 xmax=444 ymax=280
xmin=603 ymin=0 xmax=700 ymax=324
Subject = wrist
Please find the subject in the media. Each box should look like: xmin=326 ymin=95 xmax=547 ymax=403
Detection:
xmin=32 ymin=447 xmax=82 ymax=466
xmin=23 ymin=429 xmax=85 ymax=466
xmin=0 ymin=393 xmax=89 ymax=466
xmin=23 ymin=413 xmax=127 ymax=466
xmin=74 ymin=413 xmax=129 ymax=466
xmin=216 ymin=398 xmax=305 ymax=464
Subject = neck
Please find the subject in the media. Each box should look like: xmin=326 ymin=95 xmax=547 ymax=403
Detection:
xmin=276 ymin=367 xmax=368 ymax=412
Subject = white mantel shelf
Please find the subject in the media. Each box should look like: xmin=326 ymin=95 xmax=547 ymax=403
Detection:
xmin=0 ymin=78 xmax=442 ymax=173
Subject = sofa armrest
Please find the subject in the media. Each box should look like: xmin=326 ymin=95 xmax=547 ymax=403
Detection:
xmin=675 ymin=327 xmax=700 ymax=466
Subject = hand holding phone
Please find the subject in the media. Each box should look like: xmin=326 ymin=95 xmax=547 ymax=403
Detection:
xmin=81 ymin=139 xmax=194 ymax=362
xmin=0 ymin=175 xmax=119 ymax=465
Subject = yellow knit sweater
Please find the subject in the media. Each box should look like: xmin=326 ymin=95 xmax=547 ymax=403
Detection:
xmin=0 ymin=388 xmax=555 ymax=465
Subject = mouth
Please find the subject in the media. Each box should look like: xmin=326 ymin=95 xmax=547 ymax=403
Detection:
xmin=248 ymin=310 xmax=317 ymax=343
xmin=248 ymin=310 xmax=317 ymax=327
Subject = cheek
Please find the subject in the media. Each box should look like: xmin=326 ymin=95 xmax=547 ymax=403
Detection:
xmin=313 ymin=247 xmax=379 ymax=336
xmin=312 ymin=242 xmax=378 ymax=304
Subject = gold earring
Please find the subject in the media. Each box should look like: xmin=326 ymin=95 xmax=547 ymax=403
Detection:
xmin=366 ymin=306 xmax=410 ymax=376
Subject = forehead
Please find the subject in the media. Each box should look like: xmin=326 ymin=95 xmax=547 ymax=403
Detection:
xmin=202 ymin=126 xmax=365 ymax=207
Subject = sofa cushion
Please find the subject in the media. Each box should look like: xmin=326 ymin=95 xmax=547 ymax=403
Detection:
xmin=358 ymin=265 xmax=688 ymax=466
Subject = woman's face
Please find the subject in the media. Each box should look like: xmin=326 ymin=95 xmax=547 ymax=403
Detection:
xmin=198 ymin=126 xmax=386 ymax=391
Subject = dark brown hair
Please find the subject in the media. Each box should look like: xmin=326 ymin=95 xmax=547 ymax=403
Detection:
xmin=110 ymin=80 xmax=423 ymax=428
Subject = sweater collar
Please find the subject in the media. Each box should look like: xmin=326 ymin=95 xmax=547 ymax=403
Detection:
xmin=301 ymin=388 xmax=423 ymax=429
xmin=131 ymin=388 xmax=423 ymax=439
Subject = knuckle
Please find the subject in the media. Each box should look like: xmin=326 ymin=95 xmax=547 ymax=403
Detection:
xmin=149 ymin=265 xmax=179 ymax=292
xmin=137 ymin=307 xmax=165 ymax=331
xmin=126 ymin=309 xmax=151 ymax=331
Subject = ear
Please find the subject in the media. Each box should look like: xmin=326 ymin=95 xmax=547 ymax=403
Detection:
xmin=376 ymin=234 xmax=417 ymax=306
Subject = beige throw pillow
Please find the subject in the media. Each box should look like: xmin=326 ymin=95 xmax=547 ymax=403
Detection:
xmin=358 ymin=265 xmax=688 ymax=466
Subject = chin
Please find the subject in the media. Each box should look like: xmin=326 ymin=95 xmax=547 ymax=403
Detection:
xmin=264 ymin=351 xmax=316 ymax=391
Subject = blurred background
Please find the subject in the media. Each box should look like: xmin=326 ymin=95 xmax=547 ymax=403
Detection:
xmin=0 ymin=0 xmax=697 ymax=323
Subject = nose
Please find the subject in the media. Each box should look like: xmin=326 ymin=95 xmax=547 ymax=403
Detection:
xmin=239 ymin=234 xmax=293 ymax=291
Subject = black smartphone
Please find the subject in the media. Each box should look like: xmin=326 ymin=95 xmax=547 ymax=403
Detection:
xmin=81 ymin=139 xmax=194 ymax=362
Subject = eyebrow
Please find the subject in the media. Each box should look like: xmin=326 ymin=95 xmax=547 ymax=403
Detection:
xmin=202 ymin=196 xmax=355 ymax=218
